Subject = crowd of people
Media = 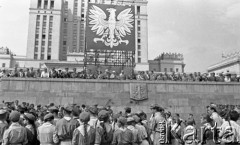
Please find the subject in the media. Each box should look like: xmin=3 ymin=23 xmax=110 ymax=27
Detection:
xmin=0 ymin=100 xmax=240 ymax=145
xmin=0 ymin=67 xmax=239 ymax=82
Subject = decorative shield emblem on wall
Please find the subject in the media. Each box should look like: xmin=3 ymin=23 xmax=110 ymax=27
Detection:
xmin=130 ymin=83 xmax=148 ymax=101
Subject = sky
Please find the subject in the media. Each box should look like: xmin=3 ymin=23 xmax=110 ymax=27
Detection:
xmin=0 ymin=0 xmax=240 ymax=72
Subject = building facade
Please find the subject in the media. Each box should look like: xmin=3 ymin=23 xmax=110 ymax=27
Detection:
xmin=26 ymin=0 xmax=65 ymax=61
xmin=208 ymin=52 xmax=240 ymax=75
xmin=149 ymin=53 xmax=185 ymax=73
xmin=26 ymin=0 xmax=149 ymax=70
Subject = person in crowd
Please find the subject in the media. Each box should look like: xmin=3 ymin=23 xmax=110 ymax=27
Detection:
xmin=23 ymin=113 xmax=38 ymax=145
xmin=37 ymin=113 xmax=56 ymax=145
xmin=49 ymin=106 xmax=60 ymax=125
xmin=124 ymin=107 xmax=132 ymax=118
xmin=41 ymin=68 xmax=50 ymax=78
xmin=63 ymin=68 xmax=71 ymax=78
xmin=0 ymin=109 xmax=8 ymax=144
xmin=112 ymin=116 xmax=134 ymax=145
xmin=133 ymin=115 xmax=149 ymax=145
xmin=35 ymin=69 xmax=41 ymax=78
xmin=186 ymin=114 xmax=196 ymax=126
xmin=224 ymin=73 xmax=231 ymax=82
xmin=72 ymin=106 xmax=81 ymax=123
xmin=88 ymin=106 xmax=98 ymax=128
xmin=2 ymin=111 xmax=28 ymax=145
xmin=182 ymin=119 xmax=198 ymax=145
xmin=119 ymin=70 xmax=126 ymax=80
xmin=95 ymin=110 xmax=113 ymax=145
xmin=71 ymin=68 xmax=78 ymax=78
xmin=72 ymin=112 xmax=96 ymax=145
xmin=110 ymin=71 xmax=117 ymax=80
xmin=208 ymin=105 xmax=223 ymax=127
xmin=127 ymin=117 xmax=142 ymax=145
xmin=53 ymin=104 xmax=79 ymax=145
xmin=151 ymin=105 xmax=169 ymax=145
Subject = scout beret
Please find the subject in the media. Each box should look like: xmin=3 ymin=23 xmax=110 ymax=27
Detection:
xmin=118 ymin=116 xmax=127 ymax=125
xmin=49 ymin=106 xmax=58 ymax=111
xmin=133 ymin=115 xmax=140 ymax=123
xmin=80 ymin=112 xmax=90 ymax=123
xmin=0 ymin=109 xmax=7 ymax=115
xmin=98 ymin=110 xmax=109 ymax=120
xmin=44 ymin=113 xmax=54 ymax=121
xmin=64 ymin=104 xmax=73 ymax=112
xmin=88 ymin=107 xmax=98 ymax=115
xmin=24 ymin=113 xmax=36 ymax=121
xmin=9 ymin=111 xmax=20 ymax=122
xmin=127 ymin=117 xmax=135 ymax=123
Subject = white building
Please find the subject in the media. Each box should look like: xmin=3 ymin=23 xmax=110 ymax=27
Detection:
xmin=149 ymin=53 xmax=185 ymax=73
xmin=208 ymin=52 xmax=240 ymax=75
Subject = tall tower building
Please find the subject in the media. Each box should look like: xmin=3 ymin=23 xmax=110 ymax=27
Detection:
xmin=72 ymin=0 xmax=149 ymax=70
xmin=26 ymin=0 xmax=65 ymax=61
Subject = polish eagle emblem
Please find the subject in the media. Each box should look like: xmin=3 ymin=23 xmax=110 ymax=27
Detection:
xmin=88 ymin=5 xmax=134 ymax=48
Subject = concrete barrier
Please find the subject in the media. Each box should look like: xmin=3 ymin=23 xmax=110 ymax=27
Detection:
xmin=0 ymin=78 xmax=240 ymax=123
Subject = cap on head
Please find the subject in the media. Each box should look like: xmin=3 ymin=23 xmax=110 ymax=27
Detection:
xmin=9 ymin=111 xmax=20 ymax=122
xmin=80 ymin=112 xmax=90 ymax=123
xmin=44 ymin=113 xmax=54 ymax=121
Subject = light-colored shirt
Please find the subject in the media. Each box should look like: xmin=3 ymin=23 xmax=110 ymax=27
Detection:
xmin=41 ymin=71 xmax=50 ymax=78
xmin=38 ymin=122 xmax=56 ymax=145
xmin=2 ymin=122 xmax=28 ymax=145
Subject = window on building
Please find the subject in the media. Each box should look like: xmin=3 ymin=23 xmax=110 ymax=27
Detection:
xmin=47 ymin=55 xmax=51 ymax=60
xmin=44 ymin=0 xmax=48 ymax=9
xmin=138 ymin=39 xmax=141 ymax=43
xmin=138 ymin=32 xmax=141 ymax=37
xmin=34 ymin=54 xmax=38 ymax=60
xmin=2 ymin=63 xmax=6 ymax=68
xmin=48 ymin=41 xmax=52 ymax=46
xmin=42 ymin=28 xmax=46 ymax=33
xmin=35 ymin=34 xmax=39 ymax=39
xmin=41 ymin=54 xmax=44 ymax=60
xmin=138 ymin=45 xmax=141 ymax=50
xmin=42 ymin=34 xmax=46 ymax=39
xmin=48 ymin=35 xmax=52 ymax=39
xmin=138 ymin=26 xmax=141 ymax=31
xmin=64 ymin=18 xmax=67 ymax=22
xmin=49 ymin=22 xmax=53 ymax=27
xmin=36 ymin=29 xmax=39 ymax=34
xmin=41 ymin=47 xmax=45 ymax=52
xmin=36 ymin=21 xmax=40 ymax=27
xmin=137 ymin=6 xmax=140 ymax=14
xmin=34 ymin=47 xmax=38 ymax=52
xmin=138 ymin=51 xmax=141 ymax=56
xmin=43 ymin=15 xmax=47 ymax=21
xmin=50 ymin=0 xmax=54 ymax=9
xmin=42 ymin=41 xmax=45 ymax=46
xmin=170 ymin=68 xmax=173 ymax=72
xmin=138 ymin=58 xmax=141 ymax=63
xmin=63 ymin=41 xmax=67 ymax=45
xmin=176 ymin=68 xmax=179 ymax=72
xmin=137 ymin=20 xmax=140 ymax=25
xmin=37 ymin=0 xmax=42 ymax=8
xmin=35 ymin=41 xmax=39 ymax=46
xmin=81 ymin=14 xmax=84 ymax=18
xmin=50 ymin=16 xmax=53 ymax=21
xmin=43 ymin=22 xmax=46 ymax=27
xmin=164 ymin=68 xmax=167 ymax=72
xmin=37 ymin=15 xmax=40 ymax=21
xmin=48 ymin=47 xmax=51 ymax=53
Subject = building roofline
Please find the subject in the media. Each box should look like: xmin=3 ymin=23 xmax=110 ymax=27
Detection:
xmin=207 ymin=56 xmax=240 ymax=72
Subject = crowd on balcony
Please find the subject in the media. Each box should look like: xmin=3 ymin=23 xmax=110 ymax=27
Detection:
xmin=0 ymin=67 xmax=239 ymax=82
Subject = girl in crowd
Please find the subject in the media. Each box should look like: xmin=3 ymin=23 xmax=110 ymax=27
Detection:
xmin=72 ymin=112 xmax=96 ymax=145
xmin=95 ymin=110 xmax=113 ymax=145
xmin=23 ymin=113 xmax=39 ymax=145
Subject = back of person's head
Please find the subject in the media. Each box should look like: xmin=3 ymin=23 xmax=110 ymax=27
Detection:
xmin=229 ymin=110 xmax=239 ymax=122
xmin=79 ymin=112 xmax=90 ymax=124
xmin=72 ymin=107 xmax=81 ymax=117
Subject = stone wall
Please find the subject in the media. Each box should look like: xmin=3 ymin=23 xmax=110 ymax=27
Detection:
xmin=1 ymin=78 xmax=240 ymax=123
